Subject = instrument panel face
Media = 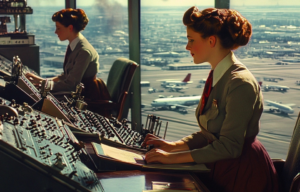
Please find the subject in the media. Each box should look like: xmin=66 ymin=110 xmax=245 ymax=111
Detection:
xmin=0 ymin=97 xmax=104 ymax=192
xmin=58 ymin=101 xmax=145 ymax=147
xmin=0 ymin=54 xmax=12 ymax=76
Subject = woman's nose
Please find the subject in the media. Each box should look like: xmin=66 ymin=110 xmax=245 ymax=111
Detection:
xmin=186 ymin=44 xmax=190 ymax=50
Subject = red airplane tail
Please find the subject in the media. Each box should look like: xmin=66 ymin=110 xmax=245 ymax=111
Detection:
xmin=182 ymin=73 xmax=191 ymax=82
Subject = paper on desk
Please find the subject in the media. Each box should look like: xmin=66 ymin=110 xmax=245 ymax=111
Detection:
xmin=99 ymin=143 xmax=209 ymax=171
xmin=101 ymin=143 xmax=145 ymax=164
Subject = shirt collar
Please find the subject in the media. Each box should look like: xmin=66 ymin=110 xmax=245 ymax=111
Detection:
xmin=69 ymin=33 xmax=84 ymax=51
xmin=212 ymin=51 xmax=238 ymax=87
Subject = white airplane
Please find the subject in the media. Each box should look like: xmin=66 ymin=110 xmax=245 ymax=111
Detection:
xmin=264 ymin=100 xmax=295 ymax=115
xmin=165 ymin=84 xmax=189 ymax=92
xmin=158 ymin=73 xmax=193 ymax=87
xmin=263 ymin=77 xmax=284 ymax=82
xmin=151 ymin=95 xmax=200 ymax=113
xmin=263 ymin=84 xmax=289 ymax=92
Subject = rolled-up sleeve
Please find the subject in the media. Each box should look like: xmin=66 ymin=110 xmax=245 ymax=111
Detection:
xmin=181 ymin=131 xmax=209 ymax=150
xmin=56 ymin=72 xmax=66 ymax=81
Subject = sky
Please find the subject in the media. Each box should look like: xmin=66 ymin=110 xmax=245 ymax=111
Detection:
xmin=28 ymin=0 xmax=300 ymax=7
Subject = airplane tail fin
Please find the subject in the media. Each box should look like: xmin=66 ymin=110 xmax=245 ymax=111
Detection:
xmin=182 ymin=73 xmax=191 ymax=82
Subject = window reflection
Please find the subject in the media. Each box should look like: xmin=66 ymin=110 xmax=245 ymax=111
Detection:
xmin=230 ymin=4 xmax=300 ymax=159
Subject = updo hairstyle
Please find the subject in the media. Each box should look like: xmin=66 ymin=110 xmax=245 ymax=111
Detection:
xmin=183 ymin=6 xmax=252 ymax=50
xmin=52 ymin=8 xmax=89 ymax=32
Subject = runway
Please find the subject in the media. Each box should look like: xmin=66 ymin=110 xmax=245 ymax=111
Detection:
xmin=98 ymin=55 xmax=300 ymax=159
xmin=138 ymin=57 xmax=300 ymax=160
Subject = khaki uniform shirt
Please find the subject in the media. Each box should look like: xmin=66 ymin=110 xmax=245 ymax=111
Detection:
xmin=52 ymin=33 xmax=99 ymax=92
xmin=182 ymin=52 xmax=263 ymax=164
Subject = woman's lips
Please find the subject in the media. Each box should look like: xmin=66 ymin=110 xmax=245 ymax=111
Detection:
xmin=191 ymin=53 xmax=194 ymax=56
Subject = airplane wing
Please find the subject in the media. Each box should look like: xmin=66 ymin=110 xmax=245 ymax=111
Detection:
xmin=161 ymin=104 xmax=193 ymax=109
xmin=173 ymin=104 xmax=189 ymax=108
xmin=285 ymin=103 xmax=296 ymax=107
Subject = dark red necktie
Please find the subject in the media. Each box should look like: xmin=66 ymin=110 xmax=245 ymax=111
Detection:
xmin=200 ymin=70 xmax=214 ymax=114
xmin=63 ymin=45 xmax=71 ymax=73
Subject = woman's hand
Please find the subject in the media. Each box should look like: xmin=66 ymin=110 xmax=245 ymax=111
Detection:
xmin=141 ymin=133 xmax=176 ymax=152
xmin=145 ymin=149 xmax=173 ymax=164
xmin=145 ymin=149 xmax=194 ymax=164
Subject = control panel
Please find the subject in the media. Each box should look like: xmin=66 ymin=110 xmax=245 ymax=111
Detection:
xmin=0 ymin=54 xmax=11 ymax=76
xmin=0 ymin=54 xmax=37 ymax=77
xmin=58 ymin=100 xmax=144 ymax=146
xmin=0 ymin=55 xmax=148 ymax=149
xmin=0 ymin=97 xmax=104 ymax=192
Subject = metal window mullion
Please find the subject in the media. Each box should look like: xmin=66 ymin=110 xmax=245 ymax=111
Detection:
xmin=65 ymin=0 xmax=76 ymax=8
xmin=128 ymin=0 xmax=142 ymax=133
xmin=215 ymin=0 xmax=230 ymax=8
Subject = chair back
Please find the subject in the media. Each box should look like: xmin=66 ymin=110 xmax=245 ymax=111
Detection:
xmin=106 ymin=58 xmax=138 ymax=120
xmin=283 ymin=112 xmax=300 ymax=192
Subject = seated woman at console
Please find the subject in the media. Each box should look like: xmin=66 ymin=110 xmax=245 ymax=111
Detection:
xmin=26 ymin=8 xmax=109 ymax=102
xmin=142 ymin=6 xmax=279 ymax=192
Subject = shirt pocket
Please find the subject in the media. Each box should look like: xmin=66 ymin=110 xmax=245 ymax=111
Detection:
xmin=199 ymin=104 xmax=219 ymax=130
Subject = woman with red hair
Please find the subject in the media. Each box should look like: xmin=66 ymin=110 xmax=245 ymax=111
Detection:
xmin=143 ymin=6 xmax=279 ymax=192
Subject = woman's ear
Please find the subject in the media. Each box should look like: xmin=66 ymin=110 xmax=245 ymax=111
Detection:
xmin=68 ymin=25 xmax=74 ymax=32
xmin=208 ymin=36 xmax=216 ymax=48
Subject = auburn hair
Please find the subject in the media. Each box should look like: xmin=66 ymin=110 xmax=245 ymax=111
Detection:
xmin=52 ymin=8 xmax=89 ymax=32
xmin=183 ymin=6 xmax=252 ymax=50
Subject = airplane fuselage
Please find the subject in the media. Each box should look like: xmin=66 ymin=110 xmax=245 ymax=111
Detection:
xmin=265 ymin=100 xmax=294 ymax=114
xmin=264 ymin=85 xmax=289 ymax=92
xmin=151 ymin=96 xmax=201 ymax=108
xmin=161 ymin=81 xmax=192 ymax=87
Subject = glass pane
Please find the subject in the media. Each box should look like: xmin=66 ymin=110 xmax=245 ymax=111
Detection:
xmin=230 ymin=2 xmax=300 ymax=159
xmin=76 ymin=0 xmax=129 ymax=79
xmin=141 ymin=1 xmax=214 ymax=141
xmin=26 ymin=1 xmax=66 ymax=76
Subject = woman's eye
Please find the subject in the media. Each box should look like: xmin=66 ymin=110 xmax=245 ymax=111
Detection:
xmin=189 ymin=39 xmax=194 ymax=43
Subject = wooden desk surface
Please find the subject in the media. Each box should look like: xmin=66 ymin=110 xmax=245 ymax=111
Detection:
xmin=97 ymin=170 xmax=210 ymax=192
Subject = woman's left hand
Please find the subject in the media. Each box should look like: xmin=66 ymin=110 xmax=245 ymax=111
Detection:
xmin=145 ymin=148 xmax=173 ymax=164
xmin=145 ymin=149 xmax=194 ymax=164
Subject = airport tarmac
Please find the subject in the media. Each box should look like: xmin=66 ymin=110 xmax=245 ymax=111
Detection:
xmin=138 ymin=57 xmax=300 ymax=160
xmin=97 ymin=56 xmax=300 ymax=159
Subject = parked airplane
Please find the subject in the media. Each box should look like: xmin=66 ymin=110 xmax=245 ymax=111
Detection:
xmin=148 ymin=87 xmax=164 ymax=93
xmin=151 ymin=95 xmax=200 ymax=114
xmin=263 ymin=77 xmax=284 ymax=82
xmin=165 ymin=84 xmax=189 ymax=92
xmin=263 ymin=84 xmax=289 ymax=92
xmin=264 ymin=100 xmax=295 ymax=115
xmin=158 ymin=73 xmax=193 ymax=87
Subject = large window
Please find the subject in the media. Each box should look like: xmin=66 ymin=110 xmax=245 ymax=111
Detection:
xmin=25 ymin=1 xmax=65 ymax=76
xmin=24 ymin=0 xmax=299 ymax=159
xmin=26 ymin=0 xmax=129 ymax=80
xmin=77 ymin=0 xmax=129 ymax=81
xmin=230 ymin=1 xmax=300 ymax=159
xmin=140 ymin=1 xmax=214 ymax=141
